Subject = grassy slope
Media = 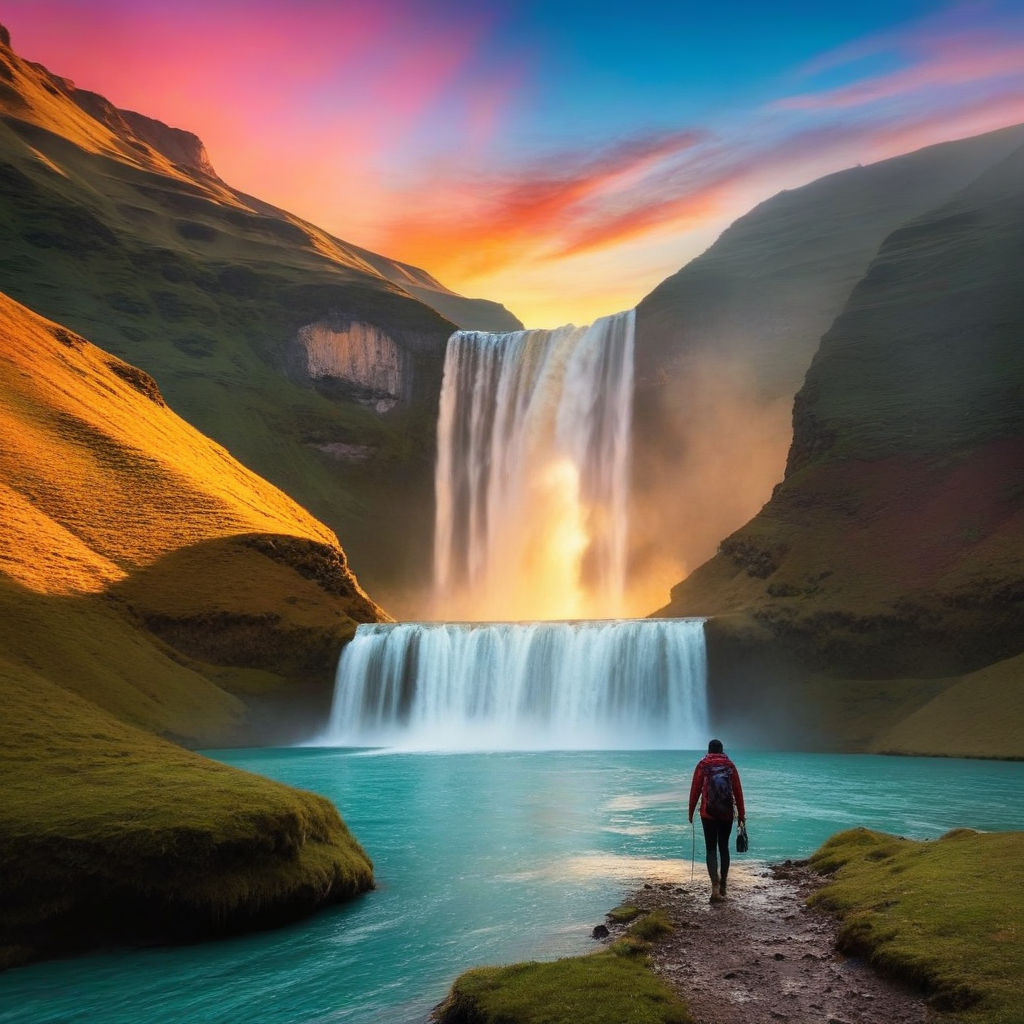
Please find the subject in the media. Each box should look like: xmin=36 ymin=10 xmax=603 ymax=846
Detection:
xmin=0 ymin=290 xmax=383 ymax=737
xmin=872 ymin=654 xmax=1024 ymax=759
xmin=662 ymin=141 xmax=1024 ymax=756
xmin=0 ymin=29 xmax=518 ymax=598
xmin=0 ymin=292 xmax=378 ymax=965
xmin=809 ymin=829 xmax=1024 ymax=1022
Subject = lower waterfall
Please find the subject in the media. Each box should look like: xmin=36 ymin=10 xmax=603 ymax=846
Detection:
xmin=321 ymin=618 xmax=708 ymax=750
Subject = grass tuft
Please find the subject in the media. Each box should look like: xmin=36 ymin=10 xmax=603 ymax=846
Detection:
xmin=628 ymin=909 xmax=675 ymax=942
xmin=434 ymin=950 xmax=693 ymax=1024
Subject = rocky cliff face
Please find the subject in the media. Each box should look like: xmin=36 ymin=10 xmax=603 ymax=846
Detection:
xmin=63 ymin=88 xmax=222 ymax=180
xmin=119 ymin=108 xmax=221 ymax=179
xmin=295 ymin=319 xmax=408 ymax=412
xmin=660 ymin=141 xmax=1024 ymax=757
xmin=628 ymin=125 xmax=1024 ymax=603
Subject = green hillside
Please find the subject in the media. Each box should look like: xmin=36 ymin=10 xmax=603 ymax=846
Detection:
xmin=660 ymin=141 xmax=1024 ymax=757
xmin=629 ymin=125 xmax=1024 ymax=598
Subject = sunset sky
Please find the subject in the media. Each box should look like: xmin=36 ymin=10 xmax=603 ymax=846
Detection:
xmin=5 ymin=0 xmax=1024 ymax=327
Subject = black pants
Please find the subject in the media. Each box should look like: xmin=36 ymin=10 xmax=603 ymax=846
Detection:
xmin=701 ymin=816 xmax=732 ymax=882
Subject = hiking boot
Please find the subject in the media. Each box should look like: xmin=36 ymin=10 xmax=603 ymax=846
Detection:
xmin=719 ymin=876 xmax=727 ymax=897
xmin=709 ymin=882 xmax=724 ymax=903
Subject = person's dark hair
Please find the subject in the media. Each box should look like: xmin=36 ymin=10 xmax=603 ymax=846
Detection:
xmin=708 ymin=738 xmax=724 ymax=753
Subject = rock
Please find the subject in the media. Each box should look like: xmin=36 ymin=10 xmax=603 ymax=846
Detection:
xmin=591 ymin=924 xmax=609 ymax=939
xmin=295 ymin=318 xmax=407 ymax=410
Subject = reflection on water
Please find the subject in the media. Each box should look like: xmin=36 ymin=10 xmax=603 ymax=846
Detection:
xmin=605 ymin=789 xmax=685 ymax=811
xmin=602 ymin=823 xmax=664 ymax=837
xmin=1 ymin=749 xmax=1023 ymax=1024
xmin=559 ymin=854 xmax=693 ymax=883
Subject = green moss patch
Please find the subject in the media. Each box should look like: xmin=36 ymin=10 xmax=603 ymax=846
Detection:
xmin=434 ymin=947 xmax=692 ymax=1024
xmin=809 ymin=828 xmax=1024 ymax=1022
xmin=606 ymin=903 xmax=643 ymax=924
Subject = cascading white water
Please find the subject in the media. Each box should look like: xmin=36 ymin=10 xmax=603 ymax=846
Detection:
xmin=321 ymin=618 xmax=708 ymax=750
xmin=433 ymin=310 xmax=635 ymax=621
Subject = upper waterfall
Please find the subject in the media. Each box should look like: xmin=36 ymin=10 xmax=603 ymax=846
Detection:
xmin=433 ymin=310 xmax=635 ymax=621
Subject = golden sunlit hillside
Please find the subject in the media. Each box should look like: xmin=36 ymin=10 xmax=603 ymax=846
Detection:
xmin=0 ymin=290 xmax=380 ymax=966
xmin=0 ymin=289 xmax=384 ymax=739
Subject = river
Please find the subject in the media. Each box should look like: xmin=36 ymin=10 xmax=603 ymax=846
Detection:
xmin=2 ymin=749 xmax=1022 ymax=1023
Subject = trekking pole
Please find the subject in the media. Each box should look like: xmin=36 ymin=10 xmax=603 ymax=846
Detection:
xmin=690 ymin=819 xmax=695 ymax=883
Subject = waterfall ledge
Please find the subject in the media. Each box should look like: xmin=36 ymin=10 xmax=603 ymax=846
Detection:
xmin=319 ymin=618 xmax=708 ymax=751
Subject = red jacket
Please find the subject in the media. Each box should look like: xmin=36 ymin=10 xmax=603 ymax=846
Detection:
xmin=688 ymin=753 xmax=745 ymax=822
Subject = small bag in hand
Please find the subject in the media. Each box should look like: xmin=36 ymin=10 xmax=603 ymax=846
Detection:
xmin=736 ymin=822 xmax=749 ymax=853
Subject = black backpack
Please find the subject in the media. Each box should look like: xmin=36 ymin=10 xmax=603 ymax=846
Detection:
xmin=704 ymin=762 xmax=734 ymax=818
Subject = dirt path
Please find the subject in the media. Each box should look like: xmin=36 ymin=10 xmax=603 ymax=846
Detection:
xmin=612 ymin=862 xmax=934 ymax=1024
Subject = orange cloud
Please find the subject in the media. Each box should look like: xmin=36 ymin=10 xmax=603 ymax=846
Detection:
xmin=375 ymin=130 xmax=707 ymax=277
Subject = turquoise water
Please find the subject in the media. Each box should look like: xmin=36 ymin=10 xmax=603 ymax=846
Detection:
xmin=2 ymin=750 xmax=1023 ymax=1023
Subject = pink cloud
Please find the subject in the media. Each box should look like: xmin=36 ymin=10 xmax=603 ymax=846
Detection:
xmin=776 ymin=37 xmax=1024 ymax=112
xmin=4 ymin=0 xmax=1024 ymax=329
xmin=792 ymin=2 xmax=993 ymax=78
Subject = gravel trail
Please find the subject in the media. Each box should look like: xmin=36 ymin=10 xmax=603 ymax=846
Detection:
xmin=610 ymin=862 xmax=934 ymax=1024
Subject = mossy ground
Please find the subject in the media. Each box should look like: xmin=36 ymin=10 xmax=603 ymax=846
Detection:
xmin=809 ymin=828 xmax=1024 ymax=1022
xmin=0 ymin=655 xmax=374 ymax=970
xmin=434 ymin=911 xmax=690 ymax=1024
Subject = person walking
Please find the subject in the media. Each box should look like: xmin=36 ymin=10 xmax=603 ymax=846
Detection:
xmin=688 ymin=739 xmax=745 ymax=902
